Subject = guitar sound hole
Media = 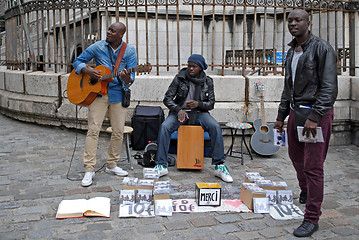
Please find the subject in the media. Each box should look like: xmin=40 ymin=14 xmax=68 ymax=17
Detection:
xmin=89 ymin=78 xmax=98 ymax=85
xmin=260 ymin=126 xmax=269 ymax=134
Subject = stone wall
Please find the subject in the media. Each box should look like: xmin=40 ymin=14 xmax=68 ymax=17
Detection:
xmin=0 ymin=67 xmax=358 ymax=146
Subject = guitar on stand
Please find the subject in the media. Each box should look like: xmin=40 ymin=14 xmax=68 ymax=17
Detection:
xmin=250 ymin=82 xmax=280 ymax=156
xmin=67 ymin=63 xmax=152 ymax=106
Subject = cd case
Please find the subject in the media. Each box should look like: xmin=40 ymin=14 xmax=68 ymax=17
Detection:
xmin=273 ymin=129 xmax=288 ymax=147
xmin=297 ymin=126 xmax=324 ymax=143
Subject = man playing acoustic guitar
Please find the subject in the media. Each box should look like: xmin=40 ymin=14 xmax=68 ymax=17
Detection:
xmin=73 ymin=22 xmax=137 ymax=187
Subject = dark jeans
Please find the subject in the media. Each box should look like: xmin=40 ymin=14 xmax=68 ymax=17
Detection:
xmin=155 ymin=111 xmax=225 ymax=166
xmin=287 ymin=108 xmax=334 ymax=225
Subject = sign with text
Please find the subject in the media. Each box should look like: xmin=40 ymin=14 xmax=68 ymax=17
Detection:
xmin=195 ymin=183 xmax=221 ymax=206
xmin=269 ymin=204 xmax=304 ymax=220
xmin=119 ymin=203 xmax=154 ymax=218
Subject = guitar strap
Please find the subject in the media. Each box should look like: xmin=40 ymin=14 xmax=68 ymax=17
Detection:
xmin=107 ymin=41 xmax=127 ymax=84
xmin=114 ymin=42 xmax=127 ymax=72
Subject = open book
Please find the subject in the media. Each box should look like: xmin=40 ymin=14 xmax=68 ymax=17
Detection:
xmin=56 ymin=197 xmax=111 ymax=219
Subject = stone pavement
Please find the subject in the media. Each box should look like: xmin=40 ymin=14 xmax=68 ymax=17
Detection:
xmin=0 ymin=113 xmax=358 ymax=240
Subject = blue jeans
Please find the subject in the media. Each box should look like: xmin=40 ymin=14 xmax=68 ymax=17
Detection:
xmin=155 ymin=111 xmax=225 ymax=166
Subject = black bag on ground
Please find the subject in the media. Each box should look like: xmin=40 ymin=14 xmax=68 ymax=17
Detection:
xmin=142 ymin=142 xmax=157 ymax=167
xmin=131 ymin=105 xmax=164 ymax=150
xmin=137 ymin=141 xmax=176 ymax=167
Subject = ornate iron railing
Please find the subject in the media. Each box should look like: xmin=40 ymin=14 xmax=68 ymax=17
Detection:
xmin=3 ymin=0 xmax=359 ymax=76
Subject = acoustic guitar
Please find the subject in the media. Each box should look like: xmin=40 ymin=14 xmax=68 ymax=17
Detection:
xmin=250 ymin=82 xmax=280 ymax=156
xmin=67 ymin=63 xmax=152 ymax=106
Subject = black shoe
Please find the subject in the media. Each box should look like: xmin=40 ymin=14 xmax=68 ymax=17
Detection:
xmin=293 ymin=220 xmax=319 ymax=237
xmin=299 ymin=191 xmax=307 ymax=204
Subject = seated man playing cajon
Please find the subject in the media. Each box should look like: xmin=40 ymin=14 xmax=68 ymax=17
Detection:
xmin=153 ymin=54 xmax=233 ymax=183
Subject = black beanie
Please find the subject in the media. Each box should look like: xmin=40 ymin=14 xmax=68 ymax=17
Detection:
xmin=188 ymin=54 xmax=208 ymax=70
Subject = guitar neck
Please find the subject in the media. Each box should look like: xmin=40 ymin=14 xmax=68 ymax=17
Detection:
xmin=259 ymin=94 xmax=267 ymax=126
xmin=101 ymin=67 xmax=136 ymax=80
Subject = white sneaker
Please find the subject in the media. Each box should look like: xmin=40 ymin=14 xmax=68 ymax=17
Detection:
xmin=81 ymin=172 xmax=95 ymax=187
xmin=214 ymin=164 xmax=233 ymax=183
xmin=154 ymin=164 xmax=168 ymax=177
xmin=105 ymin=166 xmax=128 ymax=176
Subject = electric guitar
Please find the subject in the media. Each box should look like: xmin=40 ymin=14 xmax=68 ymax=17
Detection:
xmin=67 ymin=63 xmax=152 ymax=106
xmin=250 ymin=82 xmax=280 ymax=156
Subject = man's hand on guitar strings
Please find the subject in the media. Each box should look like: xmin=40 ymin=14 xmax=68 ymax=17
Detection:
xmin=120 ymin=69 xmax=132 ymax=85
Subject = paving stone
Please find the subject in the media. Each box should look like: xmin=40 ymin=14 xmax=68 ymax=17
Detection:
xmin=190 ymin=226 xmax=216 ymax=237
xmin=312 ymin=229 xmax=338 ymax=240
xmin=339 ymin=199 xmax=359 ymax=207
xmin=329 ymin=217 xmax=353 ymax=227
xmin=1 ymin=231 xmax=27 ymax=240
xmin=321 ymin=200 xmax=340 ymax=209
xmin=317 ymin=220 xmax=334 ymax=230
xmin=10 ymin=214 xmax=42 ymax=223
xmin=164 ymin=220 xmax=190 ymax=230
xmin=78 ymin=231 xmax=108 ymax=240
xmin=87 ymin=222 xmax=113 ymax=231
xmin=338 ymin=207 xmax=359 ymax=217
xmin=331 ymin=226 xmax=359 ymax=236
xmin=55 ymin=225 xmax=87 ymax=235
xmin=234 ymin=231 xmax=265 ymax=240
xmin=28 ymin=229 xmax=54 ymax=239
xmin=160 ymin=230 xmax=191 ymax=240
xmin=67 ymin=188 xmax=91 ymax=195
xmin=263 ymin=217 xmax=296 ymax=227
xmin=92 ymin=186 xmax=113 ymax=192
xmin=240 ymin=212 xmax=265 ymax=220
xmin=0 ymin=189 xmax=20 ymax=197
xmin=133 ymin=233 xmax=160 ymax=240
xmin=213 ymin=223 xmax=240 ymax=234
xmin=106 ymin=228 xmax=140 ymax=239
xmin=12 ymin=206 xmax=48 ymax=216
xmin=210 ymin=234 xmax=239 ymax=240
xmin=321 ymin=209 xmax=343 ymax=219
xmin=258 ymin=226 xmax=287 ymax=238
xmin=215 ymin=213 xmax=241 ymax=223
xmin=0 ymin=201 xmax=21 ymax=209
xmin=14 ymin=193 xmax=41 ymax=201
xmin=238 ymin=219 xmax=267 ymax=231
xmin=136 ymin=224 xmax=164 ymax=234
xmin=190 ymin=217 xmax=218 ymax=227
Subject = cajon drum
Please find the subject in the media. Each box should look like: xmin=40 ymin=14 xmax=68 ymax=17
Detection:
xmin=177 ymin=125 xmax=204 ymax=169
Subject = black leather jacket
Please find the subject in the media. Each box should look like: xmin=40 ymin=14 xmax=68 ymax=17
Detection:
xmin=163 ymin=68 xmax=215 ymax=113
xmin=276 ymin=33 xmax=338 ymax=123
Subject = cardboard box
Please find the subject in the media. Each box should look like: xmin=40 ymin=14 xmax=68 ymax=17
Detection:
xmin=122 ymin=185 xmax=154 ymax=191
xmin=261 ymin=186 xmax=286 ymax=191
xmin=195 ymin=183 xmax=221 ymax=206
xmin=153 ymin=193 xmax=170 ymax=201
xmin=123 ymin=185 xmax=137 ymax=190
xmin=239 ymin=185 xmax=266 ymax=210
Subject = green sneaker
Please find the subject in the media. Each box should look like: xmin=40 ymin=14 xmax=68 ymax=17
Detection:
xmin=154 ymin=164 xmax=168 ymax=177
xmin=214 ymin=164 xmax=233 ymax=183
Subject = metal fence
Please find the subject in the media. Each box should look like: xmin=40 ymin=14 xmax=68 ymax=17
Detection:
xmin=4 ymin=0 xmax=359 ymax=76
